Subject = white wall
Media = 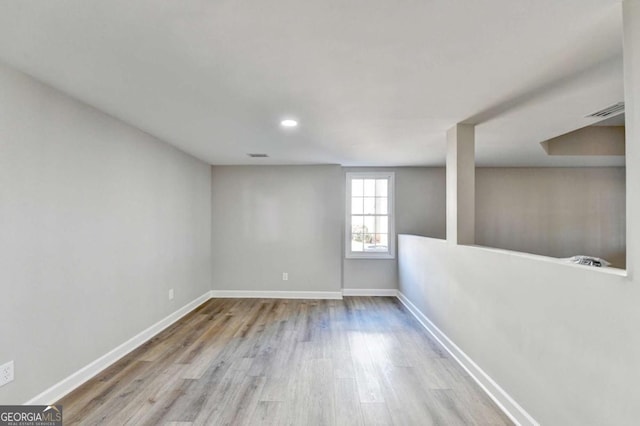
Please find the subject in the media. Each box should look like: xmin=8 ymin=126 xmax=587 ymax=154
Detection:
xmin=211 ymin=165 xmax=342 ymax=293
xmin=0 ymin=62 xmax=212 ymax=404
xmin=476 ymin=167 xmax=626 ymax=268
xmin=342 ymin=167 xmax=446 ymax=290
xmin=398 ymin=236 xmax=632 ymax=425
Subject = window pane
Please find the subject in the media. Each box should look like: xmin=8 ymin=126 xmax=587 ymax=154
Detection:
xmin=375 ymin=216 xmax=388 ymax=233
xmin=375 ymin=197 xmax=388 ymax=214
xmin=363 ymin=179 xmax=376 ymax=196
xmin=364 ymin=216 xmax=375 ymax=237
xmin=351 ymin=197 xmax=363 ymax=214
xmin=351 ymin=215 xmax=364 ymax=233
xmin=376 ymin=179 xmax=388 ymax=197
xmin=352 ymin=179 xmax=364 ymax=196
xmin=351 ymin=234 xmax=364 ymax=252
xmin=363 ymin=197 xmax=375 ymax=215
xmin=351 ymin=213 xmax=365 ymax=251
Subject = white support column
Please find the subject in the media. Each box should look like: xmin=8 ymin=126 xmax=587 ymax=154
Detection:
xmin=446 ymin=123 xmax=475 ymax=245
xmin=624 ymin=0 xmax=640 ymax=276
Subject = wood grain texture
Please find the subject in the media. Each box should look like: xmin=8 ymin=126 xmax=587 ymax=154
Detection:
xmin=57 ymin=297 xmax=513 ymax=425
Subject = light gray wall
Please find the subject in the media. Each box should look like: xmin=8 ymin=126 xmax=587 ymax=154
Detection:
xmin=211 ymin=165 xmax=342 ymax=292
xmin=476 ymin=167 xmax=626 ymax=268
xmin=0 ymin=62 xmax=212 ymax=404
xmin=210 ymin=166 xmax=445 ymax=293
xmin=342 ymin=167 xmax=446 ymax=290
xmin=398 ymin=236 xmax=633 ymax=425
xmin=342 ymin=166 xmax=627 ymax=288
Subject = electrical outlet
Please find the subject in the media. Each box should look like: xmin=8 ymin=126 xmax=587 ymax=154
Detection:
xmin=282 ymin=272 xmax=288 ymax=281
xmin=0 ymin=361 xmax=14 ymax=387
xmin=168 ymin=289 xmax=174 ymax=300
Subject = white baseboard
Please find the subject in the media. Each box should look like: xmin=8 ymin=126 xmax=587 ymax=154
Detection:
xmin=342 ymin=288 xmax=398 ymax=297
xmin=210 ymin=290 xmax=343 ymax=300
xmin=396 ymin=291 xmax=539 ymax=426
xmin=24 ymin=291 xmax=213 ymax=405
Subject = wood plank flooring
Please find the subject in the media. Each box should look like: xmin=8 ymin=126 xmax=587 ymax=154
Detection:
xmin=58 ymin=297 xmax=513 ymax=425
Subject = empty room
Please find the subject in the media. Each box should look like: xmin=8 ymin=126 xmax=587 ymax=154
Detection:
xmin=1 ymin=1 xmax=639 ymax=425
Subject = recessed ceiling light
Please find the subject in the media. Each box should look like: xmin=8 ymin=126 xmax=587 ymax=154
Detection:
xmin=280 ymin=119 xmax=298 ymax=128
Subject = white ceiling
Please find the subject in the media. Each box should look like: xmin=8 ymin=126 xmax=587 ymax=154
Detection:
xmin=0 ymin=0 xmax=625 ymax=166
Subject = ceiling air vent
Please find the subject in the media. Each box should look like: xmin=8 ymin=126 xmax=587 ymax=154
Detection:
xmin=586 ymin=102 xmax=624 ymax=118
xmin=247 ymin=153 xmax=269 ymax=158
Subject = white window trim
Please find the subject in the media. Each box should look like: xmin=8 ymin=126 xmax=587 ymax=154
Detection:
xmin=345 ymin=172 xmax=395 ymax=259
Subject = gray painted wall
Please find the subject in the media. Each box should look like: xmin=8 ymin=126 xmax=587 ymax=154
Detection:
xmin=211 ymin=165 xmax=343 ymax=293
xmin=342 ymin=167 xmax=446 ymax=290
xmin=342 ymin=166 xmax=628 ymax=288
xmin=398 ymin=235 xmax=632 ymax=425
xmin=476 ymin=167 xmax=626 ymax=268
xmin=210 ymin=166 xmax=445 ymax=293
xmin=0 ymin=63 xmax=212 ymax=404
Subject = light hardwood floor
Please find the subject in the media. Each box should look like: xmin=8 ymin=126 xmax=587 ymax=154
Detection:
xmin=58 ymin=297 xmax=513 ymax=425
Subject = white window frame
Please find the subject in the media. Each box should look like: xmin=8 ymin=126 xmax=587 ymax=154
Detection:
xmin=345 ymin=172 xmax=395 ymax=259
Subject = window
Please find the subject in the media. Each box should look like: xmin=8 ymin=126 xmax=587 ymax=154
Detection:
xmin=346 ymin=172 xmax=395 ymax=259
